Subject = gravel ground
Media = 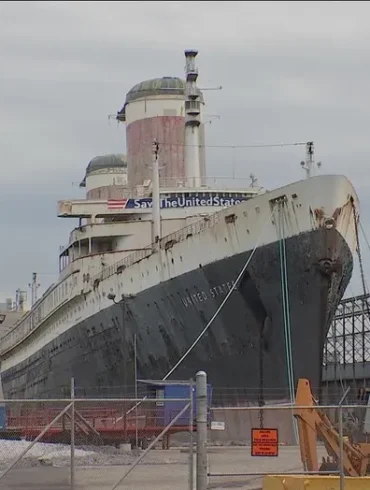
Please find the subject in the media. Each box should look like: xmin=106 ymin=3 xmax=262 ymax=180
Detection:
xmin=0 ymin=439 xmax=183 ymax=470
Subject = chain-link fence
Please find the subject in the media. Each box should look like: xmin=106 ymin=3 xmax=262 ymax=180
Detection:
xmin=206 ymin=380 xmax=370 ymax=490
xmin=1 ymin=374 xmax=369 ymax=489
xmin=0 ymin=384 xmax=194 ymax=489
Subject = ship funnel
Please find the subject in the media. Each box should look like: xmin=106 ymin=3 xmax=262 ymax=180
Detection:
xmin=184 ymin=49 xmax=201 ymax=188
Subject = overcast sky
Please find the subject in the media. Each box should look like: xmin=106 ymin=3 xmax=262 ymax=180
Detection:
xmin=1 ymin=0 xmax=370 ymax=304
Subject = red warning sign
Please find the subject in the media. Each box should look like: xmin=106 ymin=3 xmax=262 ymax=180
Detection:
xmin=251 ymin=428 xmax=279 ymax=457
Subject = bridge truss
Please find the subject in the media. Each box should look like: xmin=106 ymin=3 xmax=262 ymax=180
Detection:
xmin=324 ymin=293 xmax=370 ymax=366
xmin=322 ymin=293 xmax=370 ymax=400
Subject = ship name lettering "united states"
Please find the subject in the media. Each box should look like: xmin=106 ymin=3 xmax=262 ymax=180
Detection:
xmin=181 ymin=280 xmax=235 ymax=307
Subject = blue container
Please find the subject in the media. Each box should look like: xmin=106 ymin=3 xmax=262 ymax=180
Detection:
xmin=139 ymin=380 xmax=213 ymax=427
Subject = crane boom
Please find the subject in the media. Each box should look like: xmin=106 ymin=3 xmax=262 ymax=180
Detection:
xmin=293 ymin=378 xmax=370 ymax=476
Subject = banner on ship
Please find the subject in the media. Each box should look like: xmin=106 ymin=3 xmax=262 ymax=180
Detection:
xmin=107 ymin=194 xmax=250 ymax=210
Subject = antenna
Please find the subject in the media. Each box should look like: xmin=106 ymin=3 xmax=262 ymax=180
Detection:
xmin=198 ymin=85 xmax=223 ymax=91
xmin=300 ymin=142 xmax=322 ymax=178
xmin=203 ymin=114 xmax=221 ymax=125
xmin=28 ymin=272 xmax=40 ymax=306
xmin=15 ymin=288 xmax=27 ymax=312
xmin=250 ymin=173 xmax=258 ymax=188
xmin=108 ymin=114 xmax=123 ymax=126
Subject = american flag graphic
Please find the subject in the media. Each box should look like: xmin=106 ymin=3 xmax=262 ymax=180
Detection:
xmin=107 ymin=199 xmax=128 ymax=210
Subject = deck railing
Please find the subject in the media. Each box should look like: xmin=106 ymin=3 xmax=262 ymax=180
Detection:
xmin=89 ymin=213 xmax=219 ymax=286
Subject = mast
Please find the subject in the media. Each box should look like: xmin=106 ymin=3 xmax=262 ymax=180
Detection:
xmin=300 ymin=142 xmax=322 ymax=178
xmin=152 ymin=140 xmax=161 ymax=249
xmin=184 ymin=49 xmax=201 ymax=188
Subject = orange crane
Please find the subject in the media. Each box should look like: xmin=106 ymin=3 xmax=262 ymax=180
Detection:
xmin=293 ymin=378 xmax=370 ymax=476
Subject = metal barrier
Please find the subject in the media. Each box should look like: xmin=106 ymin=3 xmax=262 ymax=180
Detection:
xmin=1 ymin=372 xmax=369 ymax=490
xmin=206 ymin=393 xmax=370 ymax=490
xmin=0 ymin=378 xmax=195 ymax=490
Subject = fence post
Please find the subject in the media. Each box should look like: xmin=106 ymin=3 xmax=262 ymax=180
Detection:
xmin=70 ymin=377 xmax=75 ymax=490
xmin=196 ymin=371 xmax=207 ymax=490
xmin=189 ymin=378 xmax=194 ymax=490
xmin=338 ymin=405 xmax=344 ymax=490
xmin=338 ymin=387 xmax=350 ymax=490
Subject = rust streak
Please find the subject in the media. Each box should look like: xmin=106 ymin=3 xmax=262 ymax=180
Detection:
xmin=332 ymin=206 xmax=342 ymax=221
xmin=314 ymin=208 xmax=325 ymax=221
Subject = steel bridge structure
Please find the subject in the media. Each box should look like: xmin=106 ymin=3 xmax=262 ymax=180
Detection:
xmin=322 ymin=293 xmax=370 ymax=401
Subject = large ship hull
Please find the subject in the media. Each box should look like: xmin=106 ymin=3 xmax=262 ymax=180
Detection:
xmin=1 ymin=229 xmax=353 ymax=402
xmin=0 ymin=175 xmax=359 ymax=402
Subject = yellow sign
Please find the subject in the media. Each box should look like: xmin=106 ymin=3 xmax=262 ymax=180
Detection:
xmin=251 ymin=428 xmax=279 ymax=457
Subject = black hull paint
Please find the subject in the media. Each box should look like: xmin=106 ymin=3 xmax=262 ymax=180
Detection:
xmin=2 ymin=228 xmax=353 ymax=402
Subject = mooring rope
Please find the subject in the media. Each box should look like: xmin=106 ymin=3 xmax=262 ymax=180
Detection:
xmin=276 ymin=202 xmax=299 ymax=444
